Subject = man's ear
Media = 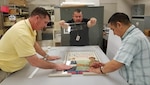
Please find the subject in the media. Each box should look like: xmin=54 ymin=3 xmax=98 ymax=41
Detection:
xmin=35 ymin=15 xmax=40 ymax=19
xmin=34 ymin=15 xmax=40 ymax=24
xmin=116 ymin=22 xmax=122 ymax=28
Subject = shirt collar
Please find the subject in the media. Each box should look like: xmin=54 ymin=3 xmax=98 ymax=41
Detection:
xmin=122 ymin=25 xmax=135 ymax=40
xmin=24 ymin=19 xmax=36 ymax=36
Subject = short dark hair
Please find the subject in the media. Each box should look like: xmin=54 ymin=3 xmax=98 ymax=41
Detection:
xmin=31 ymin=7 xmax=50 ymax=19
xmin=74 ymin=9 xmax=82 ymax=13
xmin=108 ymin=12 xmax=131 ymax=25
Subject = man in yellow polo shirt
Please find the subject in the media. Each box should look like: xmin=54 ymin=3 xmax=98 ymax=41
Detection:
xmin=0 ymin=7 xmax=72 ymax=83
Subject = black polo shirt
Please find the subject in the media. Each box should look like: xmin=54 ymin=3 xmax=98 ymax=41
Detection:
xmin=67 ymin=18 xmax=90 ymax=46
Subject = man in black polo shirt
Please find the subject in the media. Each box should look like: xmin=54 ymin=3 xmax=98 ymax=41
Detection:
xmin=59 ymin=9 xmax=97 ymax=46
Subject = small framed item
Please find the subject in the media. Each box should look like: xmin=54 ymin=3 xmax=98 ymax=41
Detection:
xmin=64 ymin=51 xmax=101 ymax=75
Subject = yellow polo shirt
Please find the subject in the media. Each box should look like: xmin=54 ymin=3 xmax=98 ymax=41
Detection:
xmin=0 ymin=19 xmax=37 ymax=72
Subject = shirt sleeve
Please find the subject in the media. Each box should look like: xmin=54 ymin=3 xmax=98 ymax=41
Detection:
xmin=114 ymin=37 xmax=140 ymax=66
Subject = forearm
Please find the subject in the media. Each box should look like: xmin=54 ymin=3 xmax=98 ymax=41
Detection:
xmin=59 ymin=20 xmax=69 ymax=29
xmin=101 ymin=60 xmax=123 ymax=73
xmin=61 ymin=23 xmax=69 ymax=29
xmin=34 ymin=42 xmax=47 ymax=57
xmin=26 ymin=55 xmax=57 ymax=69
xmin=34 ymin=59 xmax=56 ymax=69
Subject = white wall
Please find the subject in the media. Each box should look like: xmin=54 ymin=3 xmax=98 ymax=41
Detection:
xmin=100 ymin=0 xmax=117 ymax=24
xmin=100 ymin=0 xmax=134 ymax=24
xmin=26 ymin=0 xmax=150 ymax=22
xmin=100 ymin=3 xmax=117 ymax=24
xmin=26 ymin=0 xmax=135 ymax=27
xmin=117 ymin=0 xmax=133 ymax=18
xmin=2 ymin=0 xmax=136 ymax=25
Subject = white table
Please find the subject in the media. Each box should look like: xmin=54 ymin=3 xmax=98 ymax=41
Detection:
xmin=1 ymin=46 xmax=129 ymax=85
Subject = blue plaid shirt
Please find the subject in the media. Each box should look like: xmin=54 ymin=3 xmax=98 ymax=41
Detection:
xmin=114 ymin=25 xmax=150 ymax=85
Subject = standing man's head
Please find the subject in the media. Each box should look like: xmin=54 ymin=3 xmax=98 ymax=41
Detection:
xmin=108 ymin=12 xmax=131 ymax=37
xmin=29 ymin=7 xmax=50 ymax=30
xmin=72 ymin=9 xmax=83 ymax=23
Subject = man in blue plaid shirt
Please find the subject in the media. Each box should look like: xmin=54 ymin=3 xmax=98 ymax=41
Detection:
xmin=89 ymin=12 xmax=150 ymax=85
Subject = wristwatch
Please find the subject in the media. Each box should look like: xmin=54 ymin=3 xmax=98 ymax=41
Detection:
xmin=43 ymin=54 xmax=49 ymax=61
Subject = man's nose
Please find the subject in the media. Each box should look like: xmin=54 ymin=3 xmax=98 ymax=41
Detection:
xmin=77 ymin=16 xmax=80 ymax=18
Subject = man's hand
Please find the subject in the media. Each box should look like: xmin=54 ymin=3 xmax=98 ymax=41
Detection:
xmin=88 ymin=62 xmax=104 ymax=74
xmin=88 ymin=67 xmax=103 ymax=74
xmin=55 ymin=64 xmax=72 ymax=71
xmin=59 ymin=20 xmax=66 ymax=26
xmin=46 ymin=56 xmax=60 ymax=61
xmin=59 ymin=20 xmax=69 ymax=29
xmin=90 ymin=61 xmax=104 ymax=68
xmin=90 ymin=17 xmax=97 ymax=24
xmin=87 ymin=17 xmax=97 ymax=28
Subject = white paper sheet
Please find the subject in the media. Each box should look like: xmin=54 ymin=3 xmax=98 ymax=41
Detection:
xmin=106 ymin=29 xmax=121 ymax=60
